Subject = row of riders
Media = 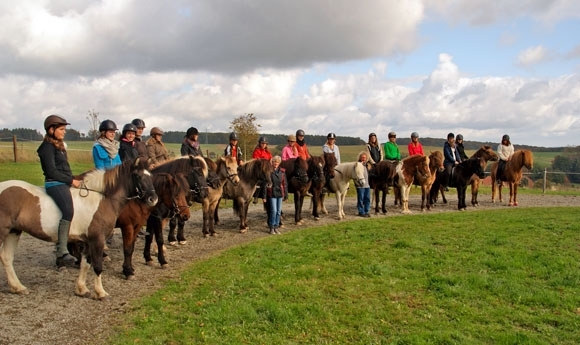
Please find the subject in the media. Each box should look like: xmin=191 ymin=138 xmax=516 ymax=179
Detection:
xmin=0 ymin=116 xmax=532 ymax=299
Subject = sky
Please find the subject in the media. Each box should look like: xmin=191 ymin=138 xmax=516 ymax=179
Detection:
xmin=1 ymin=0 xmax=579 ymax=147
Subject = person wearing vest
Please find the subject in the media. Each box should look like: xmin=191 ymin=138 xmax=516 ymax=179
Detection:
xmin=224 ymin=132 xmax=244 ymax=165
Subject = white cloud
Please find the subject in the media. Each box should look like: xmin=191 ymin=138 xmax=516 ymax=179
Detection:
xmin=517 ymin=45 xmax=550 ymax=67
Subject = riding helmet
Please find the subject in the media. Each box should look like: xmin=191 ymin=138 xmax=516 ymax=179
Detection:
xmin=122 ymin=123 xmax=137 ymax=134
xmin=99 ymin=119 xmax=118 ymax=132
xmin=150 ymin=127 xmax=164 ymax=136
xmin=43 ymin=114 xmax=70 ymax=131
xmin=456 ymin=134 xmax=464 ymax=141
xmin=447 ymin=132 xmax=455 ymax=139
xmin=411 ymin=132 xmax=419 ymax=138
xmin=296 ymin=129 xmax=305 ymax=137
xmin=131 ymin=118 xmax=146 ymax=129
xmin=368 ymin=132 xmax=376 ymax=138
xmin=258 ymin=136 xmax=268 ymax=144
xmin=287 ymin=134 xmax=296 ymax=142
xmin=327 ymin=132 xmax=336 ymax=139
xmin=502 ymin=134 xmax=510 ymax=141
xmin=229 ymin=132 xmax=239 ymax=140
xmin=186 ymin=127 xmax=199 ymax=137
xmin=388 ymin=131 xmax=396 ymax=138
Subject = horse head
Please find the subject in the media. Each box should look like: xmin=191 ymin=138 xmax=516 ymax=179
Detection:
xmin=429 ymin=151 xmax=445 ymax=173
xmin=522 ymin=150 xmax=534 ymax=170
xmin=473 ymin=145 xmax=499 ymax=162
xmin=415 ymin=155 xmax=431 ymax=180
xmin=293 ymin=157 xmax=310 ymax=184
xmin=354 ymin=161 xmax=367 ymax=186
xmin=322 ymin=152 xmax=337 ymax=179
xmin=152 ymin=172 xmax=191 ymax=221
xmin=130 ymin=158 xmax=158 ymax=207
xmin=307 ymin=156 xmax=325 ymax=184
xmin=217 ymin=156 xmax=240 ymax=185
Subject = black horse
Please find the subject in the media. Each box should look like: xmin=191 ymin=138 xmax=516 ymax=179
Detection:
xmin=430 ymin=157 xmax=485 ymax=211
xmin=368 ymin=160 xmax=398 ymax=214
xmin=280 ymin=157 xmax=311 ymax=224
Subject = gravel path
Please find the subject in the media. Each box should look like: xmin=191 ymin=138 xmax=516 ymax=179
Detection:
xmin=0 ymin=192 xmax=578 ymax=345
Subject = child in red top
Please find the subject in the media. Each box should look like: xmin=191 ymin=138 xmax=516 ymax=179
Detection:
xmin=407 ymin=132 xmax=424 ymax=156
xmin=252 ymin=136 xmax=272 ymax=160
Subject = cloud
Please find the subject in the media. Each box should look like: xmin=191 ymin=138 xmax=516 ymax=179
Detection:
xmin=517 ymin=45 xmax=550 ymax=67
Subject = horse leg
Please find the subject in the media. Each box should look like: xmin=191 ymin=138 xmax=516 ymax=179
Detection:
xmin=155 ymin=218 xmax=169 ymax=268
xmin=471 ymin=179 xmax=479 ymax=207
xmin=143 ymin=217 xmax=155 ymax=265
xmin=239 ymin=199 xmax=250 ymax=233
xmin=121 ymin=225 xmax=139 ymax=279
xmin=83 ymin=234 xmax=109 ymax=300
xmin=381 ymin=189 xmax=388 ymax=214
xmin=513 ymin=183 xmax=519 ymax=206
xmin=176 ymin=217 xmax=187 ymax=245
xmin=0 ymin=233 xmax=29 ymax=294
xmin=457 ymin=186 xmax=466 ymax=211
xmin=311 ymin=188 xmax=320 ymax=220
xmin=294 ymin=192 xmax=302 ymax=224
xmin=167 ymin=217 xmax=178 ymax=245
xmin=401 ymin=186 xmax=412 ymax=214
xmin=420 ymin=186 xmax=427 ymax=212
xmin=74 ymin=253 xmax=92 ymax=298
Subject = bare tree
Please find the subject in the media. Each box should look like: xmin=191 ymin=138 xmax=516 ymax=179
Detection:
xmin=87 ymin=109 xmax=100 ymax=141
xmin=230 ymin=113 xmax=261 ymax=161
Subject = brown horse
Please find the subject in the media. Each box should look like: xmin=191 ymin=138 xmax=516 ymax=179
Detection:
xmin=115 ymin=172 xmax=192 ymax=279
xmin=420 ymin=151 xmax=444 ymax=211
xmin=310 ymin=152 xmax=338 ymax=220
xmin=222 ymin=158 xmax=273 ymax=232
xmin=490 ymin=150 xmax=533 ymax=206
xmin=432 ymin=145 xmax=499 ymax=207
xmin=199 ymin=156 xmax=240 ymax=237
xmin=395 ymin=154 xmax=431 ymax=214
xmin=0 ymin=158 xmax=157 ymax=298
xmin=280 ymin=157 xmax=311 ymax=224
xmin=368 ymin=160 xmax=398 ymax=214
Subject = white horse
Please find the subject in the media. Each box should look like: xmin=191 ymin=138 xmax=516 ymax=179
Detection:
xmin=320 ymin=161 xmax=366 ymax=220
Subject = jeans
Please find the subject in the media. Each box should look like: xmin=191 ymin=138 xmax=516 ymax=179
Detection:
xmin=356 ymin=187 xmax=370 ymax=215
xmin=268 ymin=197 xmax=283 ymax=228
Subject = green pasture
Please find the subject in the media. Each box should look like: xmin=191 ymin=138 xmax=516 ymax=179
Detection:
xmin=110 ymin=207 xmax=580 ymax=344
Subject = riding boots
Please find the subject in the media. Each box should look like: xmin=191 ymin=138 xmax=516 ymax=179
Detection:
xmin=56 ymin=219 xmax=76 ymax=267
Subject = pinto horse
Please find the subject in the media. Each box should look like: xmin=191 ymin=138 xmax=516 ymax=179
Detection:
xmin=115 ymin=172 xmax=192 ymax=279
xmin=0 ymin=158 xmax=157 ymax=299
xmin=199 ymin=156 xmax=240 ymax=237
xmin=221 ymin=159 xmax=273 ymax=232
xmin=368 ymin=160 xmax=398 ymax=214
xmin=395 ymin=154 xmax=431 ymax=214
xmin=280 ymin=157 xmax=310 ymax=224
xmin=323 ymin=161 xmax=366 ymax=220
xmin=490 ymin=150 xmax=533 ymax=206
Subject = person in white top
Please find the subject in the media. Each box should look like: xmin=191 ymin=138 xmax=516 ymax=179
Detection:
xmin=496 ymin=134 xmax=515 ymax=184
xmin=322 ymin=132 xmax=341 ymax=164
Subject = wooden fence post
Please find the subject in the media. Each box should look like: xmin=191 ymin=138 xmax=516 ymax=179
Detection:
xmin=12 ymin=135 xmax=17 ymax=163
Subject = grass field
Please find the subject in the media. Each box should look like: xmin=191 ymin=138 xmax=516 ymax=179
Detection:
xmin=109 ymin=207 xmax=580 ymax=344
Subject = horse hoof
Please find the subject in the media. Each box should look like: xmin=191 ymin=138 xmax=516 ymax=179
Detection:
xmin=75 ymin=291 xmax=92 ymax=299
xmin=126 ymin=275 xmax=136 ymax=281
xmin=508 ymin=203 xmax=514 ymax=206
xmin=313 ymin=217 xmax=320 ymax=221
xmin=161 ymin=264 xmax=169 ymax=269
xmin=203 ymin=233 xmax=209 ymax=238
xmin=514 ymin=202 xmax=518 ymax=206
xmin=211 ymin=232 xmax=218 ymax=237
xmin=168 ymin=241 xmax=177 ymax=246
xmin=179 ymin=240 xmax=187 ymax=245
xmin=239 ymin=228 xmax=248 ymax=234
xmin=97 ymin=294 xmax=111 ymax=301
xmin=11 ymin=287 xmax=29 ymax=295
xmin=146 ymin=261 xmax=155 ymax=267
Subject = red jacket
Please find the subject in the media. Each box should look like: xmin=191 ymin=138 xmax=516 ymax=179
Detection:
xmin=252 ymin=147 xmax=272 ymax=160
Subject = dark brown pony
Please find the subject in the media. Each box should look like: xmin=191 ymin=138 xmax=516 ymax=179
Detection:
xmin=490 ymin=150 xmax=533 ymax=206
xmin=309 ymin=152 xmax=338 ymax=219
xmin=368 ymin=160 xmax=398 ymax=214
xmin=0 ymin=158 xmax=157 ymax=299
xmin=395 ymin=154 xmax=431 ymax=214
xmin=434 ymin=145 xmax=499 ymax=206
xmin=199 ymin=156 xmax=239 ymax=237
xmin=431 ymin=157 xmax=486 ymax=210
xmin=280 ymin=157 xmax=311 ymax=224
xmin=115 ymin=172 xmax=192 ymax=279
xmin=221 ymin=158 xmax=273 ymax=232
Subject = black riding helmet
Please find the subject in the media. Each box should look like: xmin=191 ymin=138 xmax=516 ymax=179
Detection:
xmin=327 ymin=132 xmax=336 ymax=139
xmin=258 ymin=136 xmax=268 ymax=144
xmin=99 ymin=119 xmax=118 ymax=132
xmin=229 ymin=132 xmax=239 ymax=140
xmin=131 ymin=118 xmax=146 ymax=128
xmin=122 ymin=123 xmax=137 ymax=135
xmin=296 ymin=129 xmax=305 ymax=137
xmin=456 ymin=134 xmax=463 ymax=141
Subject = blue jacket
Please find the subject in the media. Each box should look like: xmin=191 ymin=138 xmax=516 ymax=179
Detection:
xmin=443 ymin=141 xmax=461 ymax=168
xmin=93 ymin=144 xmax=122 ymax=170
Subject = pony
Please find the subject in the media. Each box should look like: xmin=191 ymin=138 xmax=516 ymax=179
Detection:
xmin=430 ymin=157 xmax=486 ymax=210
xmin=309 ymin=152 xmax=338 ymax=220
xmin=419 ymin=151 xmax=444 ymax=211
xmin=280 ymin=157 xmax=311 ymax=224
xmin=395 ymin=154 xmax=431 ymax=214
xmin=433 ymin=145 xmax=498 ymax=206
xmin=368 ymin=160 xmax=398 ymax=214
xmin=115 ymin=171 xmax=193 ymax=279
xmin=221 ymin=158 xmax=273 ymax=232
xmin=153 ymin=156 xmax=209 ymax=245
xmin=490 ymin=150 xmax=533 ymax=206
xmin=140 ymin=156 xmax=209 ymax=269
xmin=322 ymin=161 xmax=366 ymax=220
xmin=199 ymin=156 xmax=240 ymax=237
xmin=0 ymin=158 xmax=157 ymax=299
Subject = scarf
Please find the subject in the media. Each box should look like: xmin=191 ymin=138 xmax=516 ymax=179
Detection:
xmin=97 ymin=137 xmax=119 ymax=159
xmin=186 ymin=137 xmax=200 ymax=150
xmin=296 ymin=139 xmax=305 ymax=146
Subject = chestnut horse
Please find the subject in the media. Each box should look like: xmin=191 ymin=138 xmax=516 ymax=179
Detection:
xmin=280 ymin=157 xmax=310 ymax=224
xmin=395 ymin=154 xmax=431 ymax=214
xmin=368 ymin=160 xmax=398 ymax=214
xmin=0 ymin=158 xmax=157 ymax=299
xmin=490 ymin=150 xmax=533 ymax=206
xmin=420 ymin=151 xmax=444 ymax=211
xmin=221 ymin=159 xmax=273 ymax=232
xmin=199 ymin=156 xmax=240 ymax=237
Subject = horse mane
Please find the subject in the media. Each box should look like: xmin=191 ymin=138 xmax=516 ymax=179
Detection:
xmin=373 ymin=160 xmax=397 ymax=179
xmin=510 ymin=150 xmax=533 ymax=170
xmin=238 ymin=159 xmax=272 ymax=181
xmin=154 ymin=156 xmax=209 ymax=178
xmin=80 ymin=158 xmax=143 ymax=196
xmin=215 ymin=155 xmax=235 ymax=171
xmin=403 ymin=154 xmax=427 ymax=167
xmin=153 ymin=173 xmax=180 ymax=199
xmin=471 ymin=145 xmax=498 ymax=161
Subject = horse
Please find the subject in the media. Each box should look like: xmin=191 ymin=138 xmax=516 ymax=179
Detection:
xmin=199 ymin=156 xmax=240 ymax=237
xmin=141 ymin=156 xmax=209 ymax=269
xmin=433 ymin=145 xmax=499 ymax=206
xmin=322 ymin=161 xmax=366 ymax=220
xmin=280 ymin=157 xmax=311 ymax=224
xmin=490 ymin=150 xmax=533 ymax=206
xmin=309 ymin=152 xmax=338 ymax=220
xmin=395 ymin=154 xmax=431 ymax=214
xmin=0 ymin=158 xmax=157 ymax=299
xmin=419 ymin=151 xmax=444 ymax=211
xmin=221 ymin=158 xmax=273 ymax=232
xmin=115 ymin=171 xmax=193 ymax=279
xmin=368 ymin=160 xmax=398 ymax=214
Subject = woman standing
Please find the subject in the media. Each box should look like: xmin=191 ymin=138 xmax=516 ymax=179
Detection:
xmin=93 ymin=119 xmax=121 ymax=170
xmin=264 ymin=156 xmax=288 ymax=235
xmin=322 ymin=132 xmax=341 ymax=164
xmin=37 ymin=115 xmax=81 ymax=267
xmin=355 ymin=151 xmax=371 ymax=217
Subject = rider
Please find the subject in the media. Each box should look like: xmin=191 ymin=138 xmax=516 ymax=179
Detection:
xmin=181 ymin=127 xmax=203 ymax=157
xmin=119 ymin=123 xmax=139 ymax=162
xmin=252 ymin=136 xmax=272 ymax=160
xmin=282 ymin=134 xmax=298 ymax=161
xmin=131 ymin=118 xmax=149 ymax=160
xmin=442 ymin=132 xmax=461 ymax=188
xmin=292 ymin=129 xmax=311 ymax=160
xmin=93 ymin=119 xmax=122 ymax=170
xmin=147 ymin=127 xmax=169 ymax=168
xmin=497 ymin=134 xmax=514 ymax=184
xmin=407 ymin=132 xmax=424 ymax=156
xmin=366 ymin=132 xmax=383 ymax=167
xmin=224 ymin=132 xmax=244 ymax=165
xmin=37 ymin=115 xmax=82 ymax=267
xmin=455 ymin=134 xmax=469 ymax=161
xmin=383 ymin=131 xmax=401 ymax=161
xmin=322 ymin=132 xmax=341 ymax=164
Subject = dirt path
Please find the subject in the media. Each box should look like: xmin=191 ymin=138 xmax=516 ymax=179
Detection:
xmin=0 ymin=192 xmax=578 ymax=345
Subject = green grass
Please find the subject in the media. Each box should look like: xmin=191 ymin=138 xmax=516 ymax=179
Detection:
xmin=110 ymin=207 xmax=580 ymax=345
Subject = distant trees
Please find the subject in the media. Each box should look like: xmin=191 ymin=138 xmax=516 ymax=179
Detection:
xmin=551 ymin=146 xmax=580 ymax=183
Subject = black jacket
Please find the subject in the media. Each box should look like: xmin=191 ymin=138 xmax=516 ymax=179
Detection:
xmin=37 ymin=140 xmax=74 ymax=184
xmin=119 ymin=139 xmax=139 ymax=162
